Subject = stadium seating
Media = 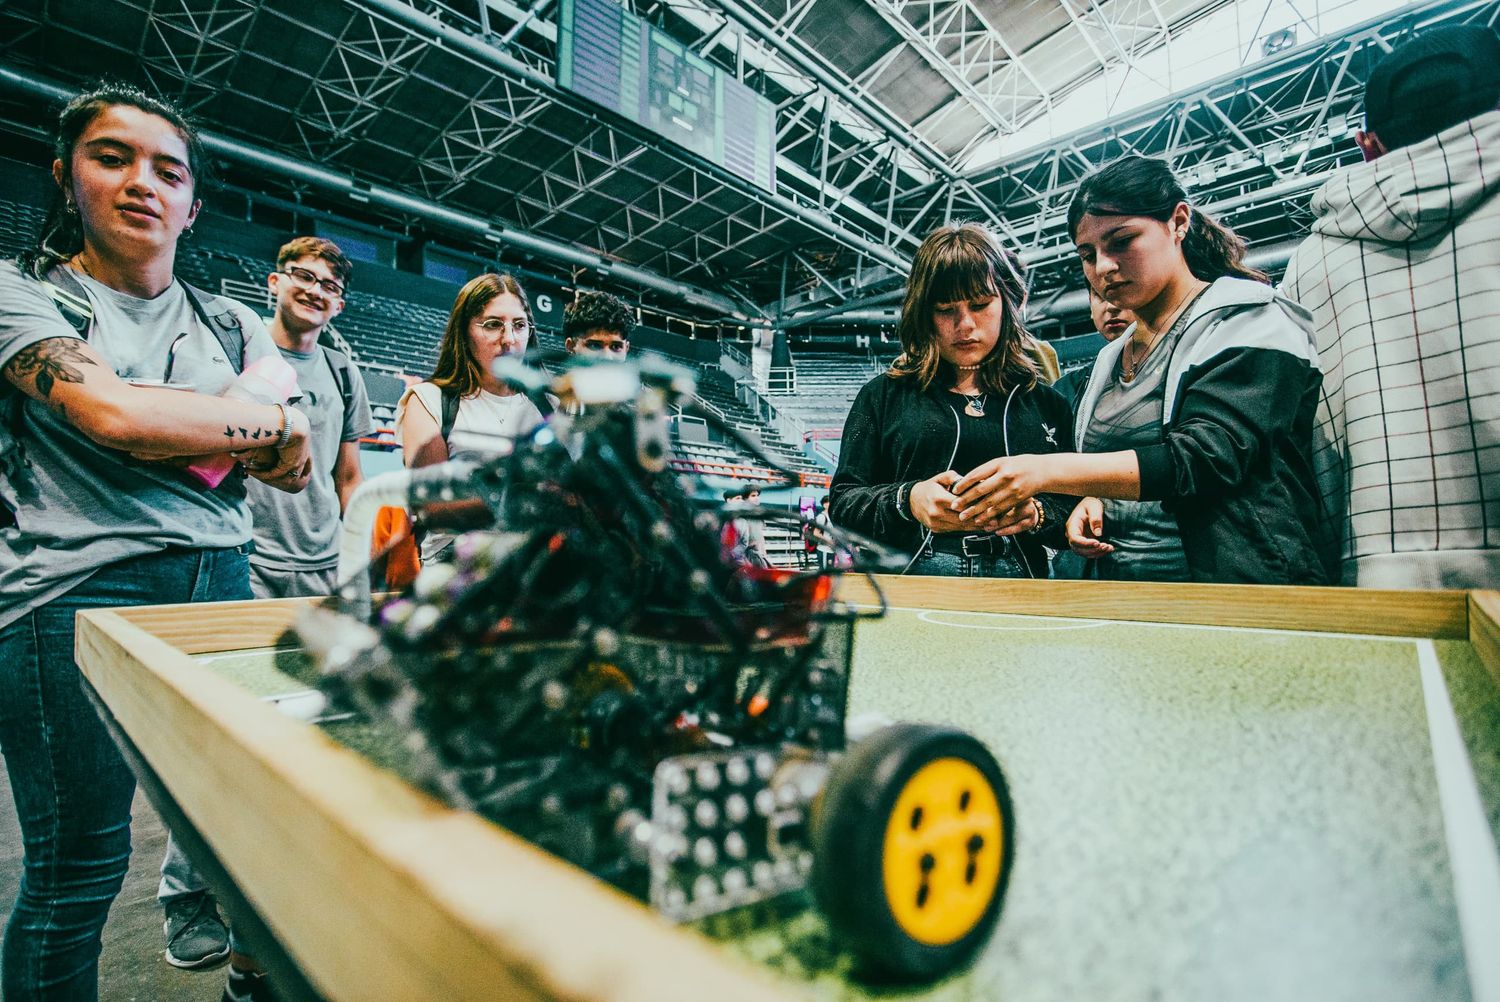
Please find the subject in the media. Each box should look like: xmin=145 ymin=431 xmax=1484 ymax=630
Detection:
xmin=0 ymin=196 xmax=46 ymax=261
xmin=777 ymin=353 xmax=879 ymax=433
xmin=688 ymin=368 xmax=823 ymax=476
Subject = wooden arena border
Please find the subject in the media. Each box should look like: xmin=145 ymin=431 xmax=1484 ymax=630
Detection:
xmin=73 ymin=580 xmax=1500 ymax=1001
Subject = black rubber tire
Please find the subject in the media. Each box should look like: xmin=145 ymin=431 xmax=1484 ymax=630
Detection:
xmin=809 ymin=722 xmax=1015 ymax=982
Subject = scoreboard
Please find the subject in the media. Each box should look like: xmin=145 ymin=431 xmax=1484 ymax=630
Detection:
xmin=557 ymin=0 xmax=777 ymax=193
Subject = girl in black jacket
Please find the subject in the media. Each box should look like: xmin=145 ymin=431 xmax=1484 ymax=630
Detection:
xmin=946 ymin=156 xmax=1339 ymax=585
xmin=830 ymin=223 xmax=1075 ymax=577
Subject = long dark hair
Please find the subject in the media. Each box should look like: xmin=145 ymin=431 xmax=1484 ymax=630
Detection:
xmin=1066 ymin=155 xmax=1267 ymax=284
xmin=430 ymin=272 xmax=537 ymax=397
xmin=20 ymin=82 xmax=211 ymax=278
xmin=889 ymin=222 xmax=1040 ymax=395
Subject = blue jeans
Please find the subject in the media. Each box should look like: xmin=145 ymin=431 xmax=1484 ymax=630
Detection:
xmin=0 ymin=545 xmax=250 ymax=1001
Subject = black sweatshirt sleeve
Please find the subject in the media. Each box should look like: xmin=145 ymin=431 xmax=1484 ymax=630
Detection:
xmin=1135 ymin=339 xmax=1318 ymax=504
xmin=829 ymin=378 xmax=917 ymax=544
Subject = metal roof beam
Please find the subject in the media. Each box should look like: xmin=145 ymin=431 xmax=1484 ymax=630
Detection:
xmin=350 ymin=0 xmax=910 ymax=273
xmin=0 ymin=61 xmax=753 ymax=318
xmin=858 ymin=0 xmax=1016 ymax=139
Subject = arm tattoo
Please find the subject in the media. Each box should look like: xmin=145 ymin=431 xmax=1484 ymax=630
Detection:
xmin=5 ymin=338 xmax=98 ymax=401
xmin=224 ymin=424 xmax=278 ymax=443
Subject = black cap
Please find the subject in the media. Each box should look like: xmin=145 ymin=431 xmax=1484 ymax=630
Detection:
xmin=1364 ymin=24 xmax=1500 ymax=150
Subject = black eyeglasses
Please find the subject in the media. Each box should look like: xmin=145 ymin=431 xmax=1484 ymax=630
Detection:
xmin=280 ymin=266 xmax=345 ymax=298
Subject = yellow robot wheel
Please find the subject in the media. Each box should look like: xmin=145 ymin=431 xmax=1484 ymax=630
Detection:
xmin=810 ymin=723 xmax=1014 ymax=982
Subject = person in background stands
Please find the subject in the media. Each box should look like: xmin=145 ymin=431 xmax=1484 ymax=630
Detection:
xmin=0 ymin=84 xmax=309 ymax=1002
xmin=563 ymin=290 xmax=633 ymax=358
xmin=1282 ymin=24 xmax=1500 ymax=589
xmin=1055 ymin=285 xmax=1137 ymax=410
xmin=962 ymin=155 xmax=1338 ymax=584
xmin=246 ymin=237 xmax=372 ymax=598
xmin=741 ymin=486 xmax=771 ymax=566
xmin=831 ymin=223 xmax=1075 ymax=578
xmin=812 ymin=494 xmax=834 ymax=569
xmin=396 ymin=272 xmax=545 ymax=562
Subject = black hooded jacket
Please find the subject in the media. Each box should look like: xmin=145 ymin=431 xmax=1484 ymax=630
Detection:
xmin=830 ymin=367 xmax=1076 ymax=573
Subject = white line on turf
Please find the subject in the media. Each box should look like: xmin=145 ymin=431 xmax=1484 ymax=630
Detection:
xmin=1416 ymin=639 xmax=1500 ymax=1002
xmin=915 ymin=609 xmax=1110 ymax=632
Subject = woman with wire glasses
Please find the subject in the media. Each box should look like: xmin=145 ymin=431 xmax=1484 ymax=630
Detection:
xmin=395 ymin=272 xmax=546 ymax=560
xmin=0 ymin=84 xmax=310 ymax=1001
xmin=830 ymin=223 xmax=1075 ymax=578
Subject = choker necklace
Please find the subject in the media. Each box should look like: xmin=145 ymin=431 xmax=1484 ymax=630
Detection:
xmin=956 ymin=362 xmax=983 ymax=371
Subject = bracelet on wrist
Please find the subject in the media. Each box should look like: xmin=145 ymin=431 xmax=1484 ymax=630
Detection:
xmin=895 ymin=483 xmax=916 ymax=522
xmin=1025 ymin=498 xmax=1046 ymax=534
xmin=273 ymin=402 xmax=293 ymax=449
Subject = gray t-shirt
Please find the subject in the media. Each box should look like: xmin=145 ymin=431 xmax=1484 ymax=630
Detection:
xmin=247 ymin=344 xmax=373 ymax=572
xmin=1081 ymin=313 xmax=1193 ymax=583
xmin=0 ymin=260 xmax=278 ymax=629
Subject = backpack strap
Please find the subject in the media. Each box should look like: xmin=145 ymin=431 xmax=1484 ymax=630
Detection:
xmin=440 ymin=386 xmax=460 ymax=444
xmin=179 ymin=282 xmax=245 ymax=375
xmin=320 ymin=344 xmax=358 ymax=421
xmin=39 ymin=266 xmax=245 ymax=375
xmin=38 ymin=265 xmax=94 ymax=336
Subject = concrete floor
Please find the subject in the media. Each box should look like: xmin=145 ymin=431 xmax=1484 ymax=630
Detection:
xmin=0 ymin=763 xmax=225 ymax=1001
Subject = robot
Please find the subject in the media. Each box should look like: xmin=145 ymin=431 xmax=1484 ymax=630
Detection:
xmin=299 ymin=353 xmax=1015 ymax=981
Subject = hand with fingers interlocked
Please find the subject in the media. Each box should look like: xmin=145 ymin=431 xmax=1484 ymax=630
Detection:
xmin=907 ymin=471 xmax=969 ymax=533
xmin=950 ymin=455 xmax=1049 ymax=528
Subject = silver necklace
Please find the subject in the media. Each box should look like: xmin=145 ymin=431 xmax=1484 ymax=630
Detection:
xmin=1122 ymin=281 xmax=1206 ymax=382
xmin=962 ymin=392 xmax=987 ymax=418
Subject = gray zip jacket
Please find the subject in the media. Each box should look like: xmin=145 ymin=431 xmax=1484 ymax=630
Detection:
xmin=1075 ymin=276 xmax=1340 ymax=584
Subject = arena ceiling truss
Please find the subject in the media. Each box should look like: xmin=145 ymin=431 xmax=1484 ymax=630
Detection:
xmin=0 ymin=0 xmax=1496 ymax=325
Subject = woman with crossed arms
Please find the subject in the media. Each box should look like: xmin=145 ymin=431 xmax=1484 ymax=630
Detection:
xmin=0 ymin=85 xmax=310 ymax=1000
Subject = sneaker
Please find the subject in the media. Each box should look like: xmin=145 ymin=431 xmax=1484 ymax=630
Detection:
xmin=163 ymin=891 xmax=231 ymax=969
xmin=222 ymin=963 xmax=279 ymax=1002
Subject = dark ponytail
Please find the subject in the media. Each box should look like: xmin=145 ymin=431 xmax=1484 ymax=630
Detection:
xmin=1067 ymin=154 xmax=1267 ymax=285
xmin=19 ymin=81 xmax=210 ymax=278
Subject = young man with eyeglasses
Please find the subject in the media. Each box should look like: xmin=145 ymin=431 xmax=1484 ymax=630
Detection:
xmin=245 ymin=237 xmax=373 ymax=598
xmin=563 ymin=289 xmax=634 ymax=357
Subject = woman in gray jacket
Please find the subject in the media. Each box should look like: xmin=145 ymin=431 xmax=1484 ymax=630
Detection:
xmin=950 ymin=156 xmax=1339 ymax=584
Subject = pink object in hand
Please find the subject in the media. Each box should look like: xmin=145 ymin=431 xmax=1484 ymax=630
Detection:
xmin=185 ymin=355 xmax=301 ymax=488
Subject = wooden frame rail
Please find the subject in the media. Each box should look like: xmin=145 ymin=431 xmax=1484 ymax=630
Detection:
xmin=72 ymin=579 xmax=1500 ymax=1002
